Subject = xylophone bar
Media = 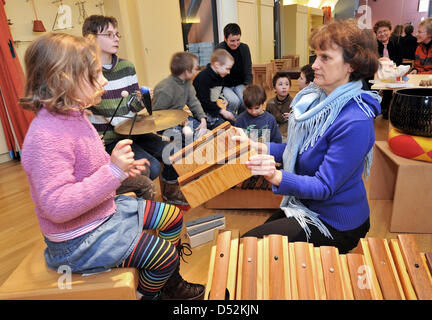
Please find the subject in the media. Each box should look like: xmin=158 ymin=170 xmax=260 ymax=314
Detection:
xmin=205 ymin=231 xmax=432 ymax=300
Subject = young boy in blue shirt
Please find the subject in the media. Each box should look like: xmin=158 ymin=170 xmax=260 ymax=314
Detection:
xmin=235 ymin=84 xmax=282 ymax=143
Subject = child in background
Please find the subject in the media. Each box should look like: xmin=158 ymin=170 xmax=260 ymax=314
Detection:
xmin=19 ymin=33 xmax=204 ymax=300
xmin=265 ymin=71 xmax=293 ymax=141
xmin=297 ymin=64 xmax=315 ymax=90
xmin=193 ymin=49 xmax=235 ymax=129
xmin=235 ymin=84 xmax=282 ymax=143
xmin=153 ymin=51 xmax=207 ymax=141
xmin=82 ymin=15 xmax=161 ymax=181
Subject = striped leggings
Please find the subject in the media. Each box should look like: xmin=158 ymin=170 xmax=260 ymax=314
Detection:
xmin=120 ymin=200 xmax=183 ymax=299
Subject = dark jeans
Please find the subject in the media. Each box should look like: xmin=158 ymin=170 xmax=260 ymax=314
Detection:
xmin=380 ymin=90 xmax=393 ymax=119
xmin=242 ymin=210 xmax=370 ymax=254
xmin=107 ymin=133 xmax=182 ymax=181
xmin=105 ymin=136 xmax=161 ymax=180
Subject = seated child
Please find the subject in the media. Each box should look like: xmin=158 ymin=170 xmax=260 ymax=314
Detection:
xmin=193 ymin=49 xmax=236 ymax=130
xmin=153 ymin=51 xmax=207 ymax=143
xmin=19 ymin=33 xmax=204 ymax=300
xmin=297 ymin=64 xmax=315 ymax=90
xmin=265 ymin=71 xmax=293 ymax=140
xmin=235 ymin=84 xmax=282 ymax=143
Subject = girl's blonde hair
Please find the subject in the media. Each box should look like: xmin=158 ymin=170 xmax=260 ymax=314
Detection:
xmin=210 ymin=48 xmax=234 ymax=65
xmin=20 ymin=33 xmax=103 ymax=113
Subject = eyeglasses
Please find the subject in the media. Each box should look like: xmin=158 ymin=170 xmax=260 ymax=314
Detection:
xmin=96 ymin=32 xmax=121 ymax=39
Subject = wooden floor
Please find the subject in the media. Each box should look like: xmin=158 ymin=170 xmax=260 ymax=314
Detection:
xmin=0 ymin=115 xmax=431 ymax=289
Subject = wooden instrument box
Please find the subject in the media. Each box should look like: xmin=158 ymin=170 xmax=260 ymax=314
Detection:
xmin=169 ymin=122 xmax=257 ymax=208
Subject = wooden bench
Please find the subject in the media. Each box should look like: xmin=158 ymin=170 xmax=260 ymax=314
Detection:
xmin=369 ymin=141 xmax=432 ymax=233
xmin=0 ymin=240 xmax=138 ymax=300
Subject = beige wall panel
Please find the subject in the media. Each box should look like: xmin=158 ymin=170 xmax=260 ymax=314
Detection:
xmin=238 ymin=0 xmax=259 ymax=64
xmin=259 ymin=3 xmax=274 ymax=63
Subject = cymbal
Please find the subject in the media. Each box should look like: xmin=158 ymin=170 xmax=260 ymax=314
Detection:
xmin=114 ymin=109 xmax=189 ymax=135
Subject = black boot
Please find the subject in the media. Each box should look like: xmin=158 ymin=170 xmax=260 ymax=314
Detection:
xmin=160 ymin=241 xmax=205 ymax=300
xmin=160 ymin=177 xmax=189 ymax=206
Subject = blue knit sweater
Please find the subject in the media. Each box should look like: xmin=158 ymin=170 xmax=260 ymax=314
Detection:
xmin=269 ymin=94 xmax=380 ymax=231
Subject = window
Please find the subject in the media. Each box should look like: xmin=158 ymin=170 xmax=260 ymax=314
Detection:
xmin=179 ymin=0 xmax=219 ymax=66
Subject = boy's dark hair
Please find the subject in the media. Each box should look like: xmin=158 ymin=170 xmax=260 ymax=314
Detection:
xmin=243 ymin=84 xmax=266 ymax=109
xmin=300 ymin=64 xmax=315 ymax=84
xmin=82 ymin=15 xmax=118 ymax=36
xmin=404 ymin=24 xmax=414 ymax=36
xmin=170 ymin=51 xmax=198 ymax=76
xmin=272 ymin=71 xmax=292 ymax=88
xmin=223 ymin=23 xmax=241 ymax=39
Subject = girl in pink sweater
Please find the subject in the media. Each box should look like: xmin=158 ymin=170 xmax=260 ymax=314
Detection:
xmin=20 ymin=33 xmax=204 ymax=300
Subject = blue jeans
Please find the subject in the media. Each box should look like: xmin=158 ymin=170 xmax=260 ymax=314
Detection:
xmin=44 ymin=195 xmax=144 ymax=274
xmin=163 ymin=116 xmax=201 ymax=148
xmin=223 ymin=84 xmax=245 ymax=115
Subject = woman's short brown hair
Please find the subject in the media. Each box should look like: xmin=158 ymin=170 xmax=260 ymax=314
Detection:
xmin=20 ymin=33 xmax=103 ymax=113
xmin=373 ymin=19 xmax=392 ymax=34
xmin=309 ymin=19 xmax=379 ymax=82
xmin=170 ymin=52 xmax=198 ymax=76
xmin=419 ymin=18 xmax=432 ymax=36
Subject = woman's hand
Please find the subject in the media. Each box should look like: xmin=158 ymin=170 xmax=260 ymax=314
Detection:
xmin=231 ymin=127 xmax=268 ymax=154
xmin=246 ymin=154 xmax=282 ymax=186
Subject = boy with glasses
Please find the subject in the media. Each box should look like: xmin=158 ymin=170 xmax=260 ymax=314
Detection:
xmin=81 ymin=15 xmax=205 ymax=300
xmin=82 ymin=16 xmax=188 ymax=206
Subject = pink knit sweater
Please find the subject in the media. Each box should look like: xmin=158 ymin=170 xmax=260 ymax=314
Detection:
xmin=21 ymin=108 xmax=121 ymax=235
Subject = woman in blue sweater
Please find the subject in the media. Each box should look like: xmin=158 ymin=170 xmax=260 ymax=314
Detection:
xmin=235 ymin=20 xmax=381 ymax=253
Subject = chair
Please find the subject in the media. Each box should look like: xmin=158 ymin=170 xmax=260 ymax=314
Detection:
xmin=0 ymin=240 xmax=138 ymax=300
xmin=0 ymin=192 xmax=140 ymax=300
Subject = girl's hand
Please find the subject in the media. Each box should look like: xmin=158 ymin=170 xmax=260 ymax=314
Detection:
xmin=111 ymin=139 xmax=135 ymax=172
xmin=246 ymin=154 xmax=282 ymax=186
xmin=126 ymin=158 xmax=149 ymax=178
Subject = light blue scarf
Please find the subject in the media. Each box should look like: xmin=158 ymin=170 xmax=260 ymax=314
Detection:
xmin=280 ymin=80 xmax=381 ymax=240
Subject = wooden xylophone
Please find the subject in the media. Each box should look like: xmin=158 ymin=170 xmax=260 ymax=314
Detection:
xmin=169 ymin=122 xmax=257 ymax=208
xmin=205 ymin=230 xmax=432 ymax=300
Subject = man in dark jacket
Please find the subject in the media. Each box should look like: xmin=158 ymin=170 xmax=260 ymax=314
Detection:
xmin=400 ymin=24 xmax=418 ymax=60
xmin=214 ymin=23 xmax=253 ymax=115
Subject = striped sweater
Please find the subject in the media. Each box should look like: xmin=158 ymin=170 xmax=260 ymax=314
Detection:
xmin=88 ymin=54 xmax=143 ymax=145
